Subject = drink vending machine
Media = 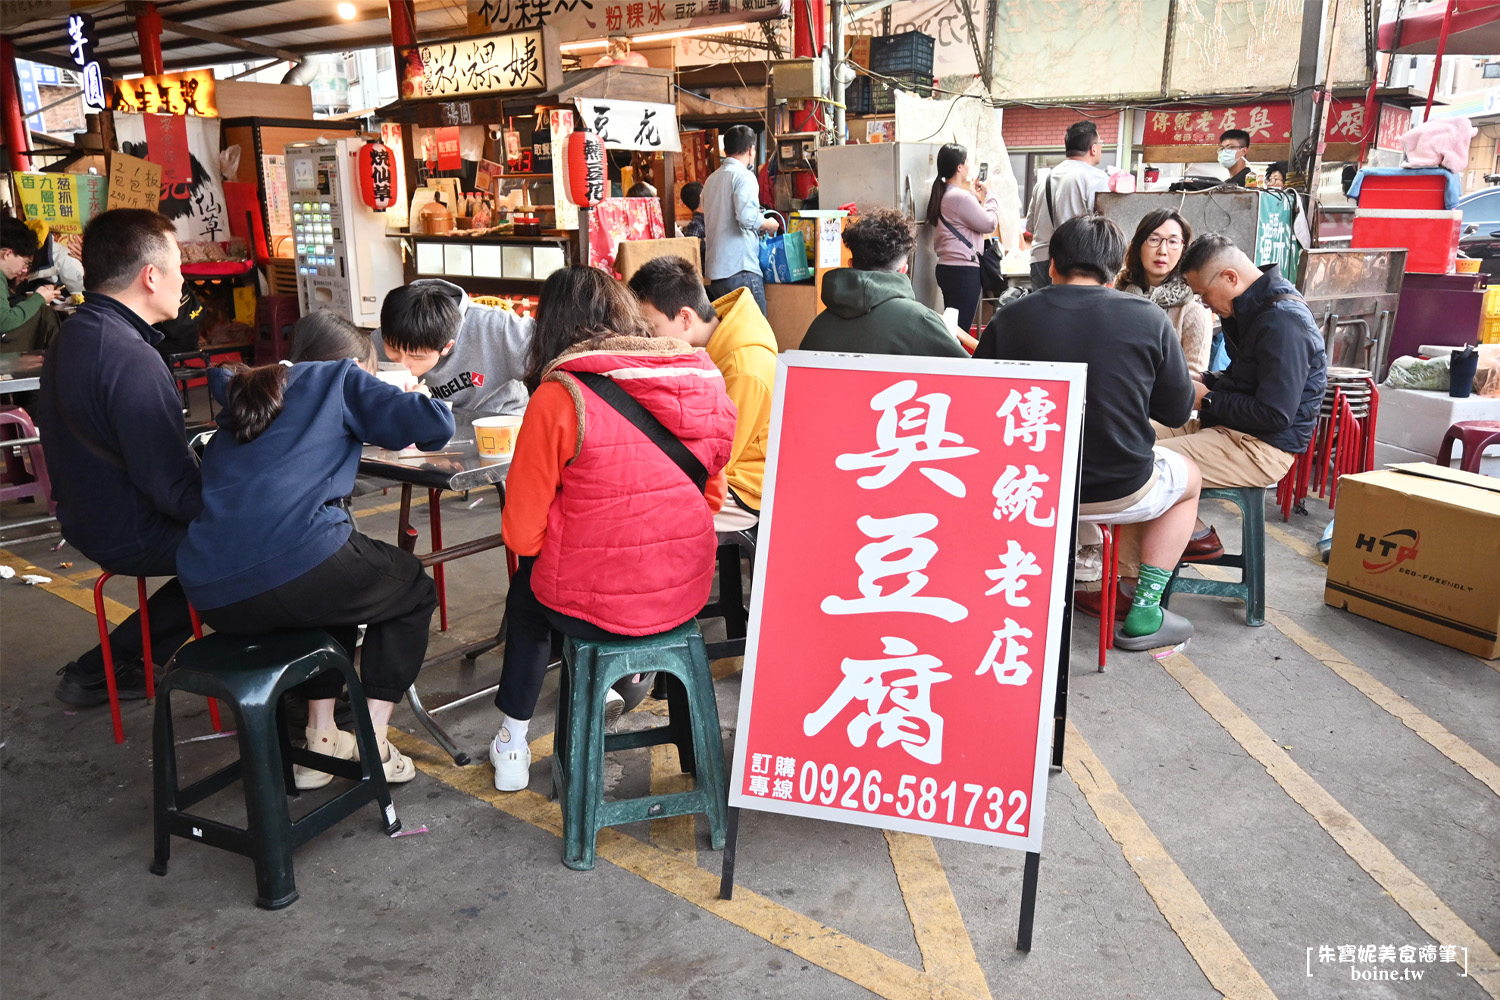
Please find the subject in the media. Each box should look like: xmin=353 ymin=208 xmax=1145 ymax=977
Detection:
xmin=284 ymin=138 xmax=404 ymax=327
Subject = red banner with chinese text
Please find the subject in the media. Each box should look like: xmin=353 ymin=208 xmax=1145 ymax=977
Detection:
xmin=1141 ymin=98 xmax=1388 ymax=148
xmin=729 ymin=354 xmax=1085 ymax=850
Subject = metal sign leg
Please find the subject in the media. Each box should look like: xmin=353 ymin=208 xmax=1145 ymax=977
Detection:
xmin=1016 ymin=850 xmax=1042 ymax=951
xmin=718 ymin=806 xmax=742 ymax=900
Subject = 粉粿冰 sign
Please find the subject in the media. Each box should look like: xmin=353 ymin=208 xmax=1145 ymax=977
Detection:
xmin=729 ymin=352 xmax=1084 ymax=851
xmin=397 ymin=27 xmax=560 ymax=101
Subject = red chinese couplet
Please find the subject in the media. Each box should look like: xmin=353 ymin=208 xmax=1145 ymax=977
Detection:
xmin=143 ymin=112 xmax=190 ymax=186
xmin=729 ymin=353 xmax=1086 ymax=851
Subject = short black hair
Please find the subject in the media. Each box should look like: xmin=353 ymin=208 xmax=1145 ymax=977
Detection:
xmin=842 ymin=208 xmax=915 ymax=271
xmin=1049 ymin=214 xmax=1126 ymax=283
xmin=1 ymin=216 xmax=40 ymax=260
xmin=81 ymin=208 xmax=178 ymax=293
xmin=1065 ymin=121 xmax=1099 ymax=155
xmin=680 ymin=182 xmax=703 ymax=212
xmin=1219 ymin=129 xmax=1251 ymax=149
xmin=380 ymin=282 xmax=462 ymax=352
xmin=724 ymin=124 xmax=756 ymax=158
xmin=626 ymin=181 xmax=657 ymax=198
xmin=628 ymin=255 xmax=714 ymax=323
xmin=1265 ymin=160 xmax=1288 ymax=180
xmin=1180 ymin=233 xmax=1237 ymax=276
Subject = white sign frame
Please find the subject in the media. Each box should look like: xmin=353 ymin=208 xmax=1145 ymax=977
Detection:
xmin=575 ymin=98 xmax=681 ymax=153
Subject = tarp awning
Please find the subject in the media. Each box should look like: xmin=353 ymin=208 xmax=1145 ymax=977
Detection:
xmin=1379 ymin=0 xmax=1500 ymax=55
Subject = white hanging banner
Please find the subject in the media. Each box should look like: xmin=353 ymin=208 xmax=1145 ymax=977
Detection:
xmin=574 ymin=98 xmax=681 ymax=153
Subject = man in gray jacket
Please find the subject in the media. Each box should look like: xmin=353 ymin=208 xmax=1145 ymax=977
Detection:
xmin=374 ymin=279 xmax=533 ymax=414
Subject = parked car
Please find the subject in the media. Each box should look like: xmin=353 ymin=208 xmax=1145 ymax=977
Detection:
xmin=1458 ymin=183 xmax=1500 ymax=232
xmin=1460 ymin=227 xmax=1500 ymax=280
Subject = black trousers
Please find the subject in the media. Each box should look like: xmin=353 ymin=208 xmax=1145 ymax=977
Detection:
xmin=74 ymin=527 xmax=195 ymax=679
xmin=496 ymin=556 xmax=648 ymax=722
xmin=1029 ymin=258 xmax=1053 ymax=289
xmin=935 ymin=263 xmax=982 ymax=334
xmin=197 ymin=532 xmax=437 ymax=703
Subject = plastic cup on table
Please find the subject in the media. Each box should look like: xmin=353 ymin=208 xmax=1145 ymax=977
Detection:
xmin=473 ymin=415 xmax=523 ymax=460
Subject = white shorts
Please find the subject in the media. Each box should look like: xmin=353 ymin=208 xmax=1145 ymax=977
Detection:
xmin=1079 ymin=448 xmax=1191 ymax=525
xmin=713 ymin=490 xmax=761 ymax=533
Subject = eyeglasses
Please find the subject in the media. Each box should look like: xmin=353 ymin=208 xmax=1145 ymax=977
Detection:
xmin=1144 ymin=235 xmax=1184 ymax=249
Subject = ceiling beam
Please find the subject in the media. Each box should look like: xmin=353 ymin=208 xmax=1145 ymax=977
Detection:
xmin=157 ymin=17 xmax=302 ymax=62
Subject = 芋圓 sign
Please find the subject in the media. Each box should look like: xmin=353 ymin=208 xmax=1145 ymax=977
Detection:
xmin=729 ymin=352 xmax=1084 ymax=851
xmin=575 ymin=98 xmax=681 ymax=152
xmin=397 ymin=27 xmax=560 ymax=101
xmin=66 ymin=12 xmax=106 ymax=110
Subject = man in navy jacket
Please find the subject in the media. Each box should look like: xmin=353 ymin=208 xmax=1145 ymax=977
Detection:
xmin=38 ymin=209 xmax=202 ymax=706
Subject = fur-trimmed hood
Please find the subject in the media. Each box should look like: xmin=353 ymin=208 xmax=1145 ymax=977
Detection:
xmin=539 ymin=333 xmax=699 ymax=381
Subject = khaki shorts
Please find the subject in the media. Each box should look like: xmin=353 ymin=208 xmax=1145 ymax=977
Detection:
xmin=1151 ymin=419 xmax=1294 ymax=489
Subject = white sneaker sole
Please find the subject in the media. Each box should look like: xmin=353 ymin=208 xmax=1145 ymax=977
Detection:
xmin=490 ymin=737 xmax=532 ymax=792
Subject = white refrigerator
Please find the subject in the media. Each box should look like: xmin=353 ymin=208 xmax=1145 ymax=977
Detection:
xmin=284 ymin=138 xmax=404 ymax=328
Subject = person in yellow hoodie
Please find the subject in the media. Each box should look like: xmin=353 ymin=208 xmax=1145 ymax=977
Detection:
xmin=629 ymin=254 xmax=775 ymax=531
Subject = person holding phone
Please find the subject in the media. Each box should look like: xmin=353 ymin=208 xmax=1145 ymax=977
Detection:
xmin=927 ymin=143 xmax=999 ymax=336
xmin=1 ymin=216 xmax=63 ymax=353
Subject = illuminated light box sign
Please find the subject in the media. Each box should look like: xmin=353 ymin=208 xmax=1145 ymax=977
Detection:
xmin=110 ymin=70 xmax=218 ymax=117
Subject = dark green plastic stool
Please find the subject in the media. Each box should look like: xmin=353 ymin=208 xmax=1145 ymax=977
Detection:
xmin=151 ymin=629 xmax=400 ymax=909
xmin=1164 ymin=486 xmax=1266 ymax=627
xmin=698 ymin=529 xmax=756 ymax=660
xmin=551 ymin=621 xmax=727 ymax=871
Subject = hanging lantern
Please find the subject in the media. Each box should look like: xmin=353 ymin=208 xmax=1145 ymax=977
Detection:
xmin=357 ymin=139 xmax=395 ymax=211
xmin=564 ymin=125 xmax=605 ymax=209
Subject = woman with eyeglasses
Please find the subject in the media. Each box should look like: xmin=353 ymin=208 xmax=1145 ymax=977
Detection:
xmin=1115 ymin=209 xmax=1212 ymax=376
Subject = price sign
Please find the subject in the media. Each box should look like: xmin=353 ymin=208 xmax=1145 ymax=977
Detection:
xmin=729 ymin=353 xmax=1084 ymax=850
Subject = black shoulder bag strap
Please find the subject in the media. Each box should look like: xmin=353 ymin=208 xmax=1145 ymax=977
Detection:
xmin=1044 ymin=173 xmax=1057 ymax=223
xmin=41 ymin=332 xmax=127 ymax=470
xmin=938 ymin=214 xmax=981 ymax=263
xmin=571 ymin=370 xmax=709 ymax=493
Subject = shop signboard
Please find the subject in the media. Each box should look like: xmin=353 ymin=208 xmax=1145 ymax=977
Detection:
xmin=66 ymin=12 xmax=106 ymax=110
xmin=107 ymin=153 xmax=163 ymax=212
xmin=1376 ymin=104 xmax=1412 ymax=152
xmin=1256 ymin=191 xmax=1299 ymax=283
xmin=110 ymin=69 xmax=218 ymax=116
xmin=16 ymin=173 xmax=108 ymax=235
xmin=729 ymin=353 xmax=1083 ymax=852
xmin=1143 ymin=98 xmax=1385 ymax=154
xmin=466 ymin=0 xmax=784 ymax=37
xmin=397 ymin=27 xmax=560 ymax=101
xmin=575 ymin=98 xmax=681 ymax=153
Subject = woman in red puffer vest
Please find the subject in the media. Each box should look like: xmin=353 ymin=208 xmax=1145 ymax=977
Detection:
xmin=490 ymin=265 xmax=737 ymax=792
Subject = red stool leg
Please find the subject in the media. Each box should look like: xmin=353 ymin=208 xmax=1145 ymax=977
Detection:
xmin=137 ymin=577 xmax=155 ymax=700
xmin=1098 ymin=526 xmax=1114 ymax=670
xmin=188 ymin=605 xmax=224 ymax=732
xmin=429 ymin=488 xmax=447 ymax=631
xmin=92 ymin=573 xmax=125 ymax=745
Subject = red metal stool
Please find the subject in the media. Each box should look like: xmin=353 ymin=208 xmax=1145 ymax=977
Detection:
xmin=92 ymin=573 xmax=222 ymax=744
xmin=0 ymin=405 xmax=54 ymax=513
xmin=1437 ymin=420 xmax=1500 ymax=475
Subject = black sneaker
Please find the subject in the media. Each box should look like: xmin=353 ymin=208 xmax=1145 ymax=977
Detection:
xmin=54 ymin=659 xmax=149 ymax=707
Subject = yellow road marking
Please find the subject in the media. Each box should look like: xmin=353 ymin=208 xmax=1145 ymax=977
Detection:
xmin=1264 ymin=608 xmax=1500 ymax=799
xmin=650 ymin=743 xmax=698 ymax=863
xmin=1063 ymin=720 xmax=1278 ymax=1000
xmin=1157 ymin=649 xmax=1500 ymax=995
xmin=354 ymin=499 xmax=407 ymax=519
xmin=1213 ymin=498 xmax=1322 ymax=565
xmin=883 ymin=831 xmax=993 ymax=1000
xmin=0 ymin=548 xmax=130 ymax=625
xmin=1185 ymin=565 xmax=1500 ymax=798
xmin=711 ymin=656 xmax=744 ymax=680
xmin=388 ymin=730 xmax=988 ymax=1000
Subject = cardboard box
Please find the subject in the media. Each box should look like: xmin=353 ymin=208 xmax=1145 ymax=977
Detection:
xmin=1325 ymin=464 xmax=1500 ymax=658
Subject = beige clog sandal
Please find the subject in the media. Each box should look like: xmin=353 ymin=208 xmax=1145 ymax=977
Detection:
xmin=293 ymin=728 xmax=357 ymax=790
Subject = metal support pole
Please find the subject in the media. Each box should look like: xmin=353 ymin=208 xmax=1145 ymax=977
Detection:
xmin=1 ymin=35 xmax=32 ymax=173
xmin=718 ymin=805 xmax=742 ymax=899
xmin=1423 ymin=0 xmax=1457 ymax=118
xmin=1289 ymin=0 xmax=1329 ymax=187
xmin=790 ymin=0 xmax=823 ymax=199
xmin=1016 ymin=851 xmax=1042 ymax=951
xmin=133 ymin=2 xmax=164 ymax=77
xmin=388 ymin=0 xmax=416 ymax=58
xmin=829 ymin=0 xmax=845 ymax=144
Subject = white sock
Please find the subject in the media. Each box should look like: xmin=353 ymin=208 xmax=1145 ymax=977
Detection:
xmin=496 ymin=715 xmax=530 ymax=748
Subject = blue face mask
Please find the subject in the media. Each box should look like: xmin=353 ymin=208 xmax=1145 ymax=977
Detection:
xmin=1218 ymin=148 xmax=1241 ymax=169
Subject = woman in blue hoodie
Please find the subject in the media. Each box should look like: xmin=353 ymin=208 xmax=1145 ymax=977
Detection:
xmin=177 ymin=312 xmax=455 ymax=788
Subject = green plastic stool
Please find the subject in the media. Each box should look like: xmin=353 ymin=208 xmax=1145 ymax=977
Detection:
xmin=1164 ymin=486 xmax=1266 ymax=627
xmin=151 ymin=629 xmax=399 ymax=909
xmin=551 ymin=621 xmax=727 ymax=871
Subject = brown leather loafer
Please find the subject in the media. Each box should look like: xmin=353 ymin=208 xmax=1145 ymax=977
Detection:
xmin=1180 ymin=527 xmax=1225 ymax=563
xmin=1074 ymin=582 xmax=1131 ymax=624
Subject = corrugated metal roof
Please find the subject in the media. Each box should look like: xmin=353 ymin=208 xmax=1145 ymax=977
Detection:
xmin=8 ymin=0 xmax=469 ymax=77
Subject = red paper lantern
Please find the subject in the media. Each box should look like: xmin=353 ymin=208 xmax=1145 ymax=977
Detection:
xmin=565 ymin=127 xmax=605 ymax=209
xmin=357 ymin=139 xmax=395 ymax=211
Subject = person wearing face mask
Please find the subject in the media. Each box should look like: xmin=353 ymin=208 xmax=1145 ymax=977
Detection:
xmin=1218 ymin=129 xmax=1253 ymax=186
xmin=1025 ymin=121 xmax=1111 ymax=289
xmin=1115 ymin=209 xmax=1213 ymax=376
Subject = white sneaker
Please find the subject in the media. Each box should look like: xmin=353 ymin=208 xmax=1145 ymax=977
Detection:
xmin=604 ymin=687 xmax=625 ymax=730
xmin=490 ymin=727 xmax=532 ymax=792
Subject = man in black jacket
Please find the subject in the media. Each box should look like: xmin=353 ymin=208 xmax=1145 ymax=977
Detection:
xmin=976 ymin=215 xmax=1202 ymax=649
xmin=38 ymin=209 xmax=202 ymax=706
xmin=1168 ymin=235 xmax=1327 ymax=559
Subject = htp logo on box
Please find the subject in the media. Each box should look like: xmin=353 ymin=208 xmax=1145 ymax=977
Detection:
xmin=1356 ymin=528 xmax=1419 ymax=574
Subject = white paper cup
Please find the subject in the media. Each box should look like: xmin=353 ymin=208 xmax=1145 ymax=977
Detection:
xmin=473 ymin=415 xmax=523 ymax=458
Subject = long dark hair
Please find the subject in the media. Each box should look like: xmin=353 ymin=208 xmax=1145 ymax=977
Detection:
xmin=1120 ymin=208 xmax=1194 ymax=291
xmin=524 ymin=266 xmax=654 ymax=390
xmin=222 ymin=311 xmax=375 ymax=444
xmin=925 ymin=143 xmax=967 ymax=228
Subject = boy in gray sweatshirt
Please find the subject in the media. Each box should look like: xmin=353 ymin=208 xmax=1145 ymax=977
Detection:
xmin=373 ymin=279 xmax=533 ymax=415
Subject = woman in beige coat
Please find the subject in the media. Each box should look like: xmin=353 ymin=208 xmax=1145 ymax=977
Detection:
xmin=1115 ymin=209 xmax=1212 ymax=377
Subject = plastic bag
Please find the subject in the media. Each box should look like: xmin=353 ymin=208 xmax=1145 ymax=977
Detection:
xmin=1475 ymin=344 xmax=1500 ymax=398
xmin=1382 ymin=354 xmax=1450 ymax=391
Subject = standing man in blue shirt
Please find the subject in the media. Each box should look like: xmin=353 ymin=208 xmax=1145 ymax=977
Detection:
xmin=702 ymin=124 xmax=779 ymax=314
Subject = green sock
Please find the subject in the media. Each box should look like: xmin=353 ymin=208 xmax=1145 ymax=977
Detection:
xmin=1123 ymin=564 xmax=1173 ymax=636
